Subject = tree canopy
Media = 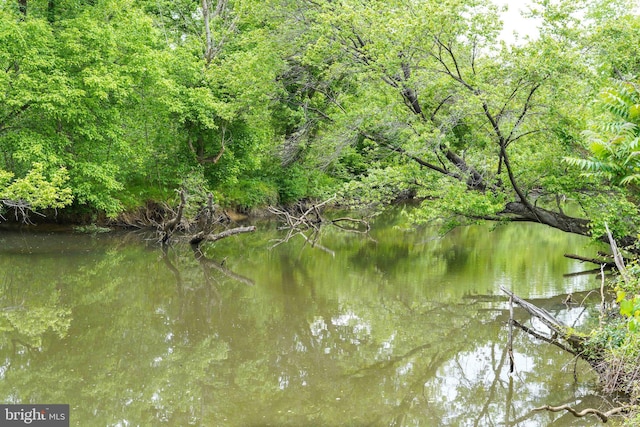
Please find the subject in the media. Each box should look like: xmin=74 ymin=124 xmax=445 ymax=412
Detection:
xmin=0 ymin=0 xmax=640 ymax=244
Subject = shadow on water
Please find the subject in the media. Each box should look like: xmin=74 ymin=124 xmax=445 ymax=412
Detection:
xmin=0 ymin=215 xmax=622 ymax=426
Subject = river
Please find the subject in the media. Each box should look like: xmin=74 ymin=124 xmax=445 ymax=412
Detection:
xmin=0 ymin=213 xmax=620 ymax=426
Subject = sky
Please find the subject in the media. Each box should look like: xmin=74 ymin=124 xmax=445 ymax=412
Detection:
xmin=495 ymin=0 xmax=540 ymax=43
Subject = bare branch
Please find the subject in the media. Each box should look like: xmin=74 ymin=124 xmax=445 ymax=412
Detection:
xmin=605 ymin=222 xmax=631 ymax=283
xmin=162 ymin=190 xmax=186 ymax=244
xmin=504 ymin=81 xmax=543 ymax=145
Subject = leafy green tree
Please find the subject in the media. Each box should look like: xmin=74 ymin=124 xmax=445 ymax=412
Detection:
xmin=270 ymin=0 xmax=640 ymax=244
xmin=0 ymin=0 xmax=170 ymax=216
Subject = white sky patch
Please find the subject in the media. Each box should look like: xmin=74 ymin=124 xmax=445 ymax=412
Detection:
xmin=495 ymin=0 xmax=541 ymax=44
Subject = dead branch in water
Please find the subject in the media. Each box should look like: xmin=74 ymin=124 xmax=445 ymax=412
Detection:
xmin=605 ymin=222 xmax=631 ymax=284
xmin=190 ymin=225 xmax=256 ymax=247
xmin=503 ymin=281 xmax=637 ymax=423
xmin=564 ymin=253 xmax=615 ymax=267
xmin=269 ymin=195 xmax=370 ymax=252
xmin=500 ymin=286 xmax=597 ymax=366
xmin=532 ymin=404 xmax=632 ymax=423
xmin=161 ymin=190 xmax=186 ymax=243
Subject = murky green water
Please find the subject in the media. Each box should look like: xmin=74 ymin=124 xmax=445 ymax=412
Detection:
xmin=0 ymin=214 xmax=620 ymax=426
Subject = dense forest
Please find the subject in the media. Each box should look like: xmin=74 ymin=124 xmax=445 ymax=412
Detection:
xmin=0 ymin=0 xmax=638 ymax=238
xmin=2 ymin=0 xmax=640 ymax=421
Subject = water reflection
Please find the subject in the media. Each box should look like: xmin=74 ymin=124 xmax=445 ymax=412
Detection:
xmin=0 ymin=219 xmax=620 ymax=426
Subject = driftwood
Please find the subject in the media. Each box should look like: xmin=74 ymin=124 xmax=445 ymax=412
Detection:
xmin=157 ymin=189 xmax=250 ymax=248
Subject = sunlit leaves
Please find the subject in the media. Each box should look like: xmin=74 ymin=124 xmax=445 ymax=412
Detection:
xmin=0 ymin=163 xmax=73 ymax=210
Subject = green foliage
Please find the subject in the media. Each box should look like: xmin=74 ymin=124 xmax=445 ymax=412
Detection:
xmin=338 ymin=165 xmax=419 ymax=209
xmin=219 ymin=178 xmax=279 ymax=210
xmin=617 ymin=290 xmax=640 ymax=332
xmin=0 ymin=163 xmax=73 ymax=210
xmin=410 ymin=179 xmax=508 ymax=232
xmin=565 ymin=79 xmax=640 ymax=189
xmin=580 ymin=191 xmax=640 ymax=241
xmin=0 ymin=0 xmax=638 ymax=229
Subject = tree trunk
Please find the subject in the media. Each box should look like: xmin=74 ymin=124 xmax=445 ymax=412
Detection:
xmin=502 ymin=202 xmax=590 ymax=235
xmin=18 ymin=0 xmax=27 ymax=16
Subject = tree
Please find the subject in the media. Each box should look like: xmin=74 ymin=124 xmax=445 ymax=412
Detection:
xmin=139 ymin=0 xmax=287 ymax=209
xmin=271 ymin=0 xmax=640 ymax=245
xmin=0 ymin=0 xmax=170 ymax=217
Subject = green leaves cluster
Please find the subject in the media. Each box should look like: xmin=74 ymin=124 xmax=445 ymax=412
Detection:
xmin=566 ymin=79 xmax=640 ymax=189
xmin=617 ymin=289 xmax=640 ymax=332
xmin=0 ymin=163 xmax=72 ymax=210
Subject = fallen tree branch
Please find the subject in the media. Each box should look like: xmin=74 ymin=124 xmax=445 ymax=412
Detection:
xmin=189 ymin=225 xmax=257 ymax=247
xmin=511 ymin=319 xmax=578 ymax=357
xmin=269 ymin=195 xmax=370 ymax=253
xmin=532 ymin=404 xmax=631 ymax=423
xmin=605 ymin=222 xmax=631 ymax=284
xmin=500 ymin=286 xmax=597 ymax=366
xmin=564 ymin=253 xmax=614 ymax=267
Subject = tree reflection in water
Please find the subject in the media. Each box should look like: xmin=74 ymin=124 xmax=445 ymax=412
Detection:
xmin=0 ymin=220 xmax=614 ymax=426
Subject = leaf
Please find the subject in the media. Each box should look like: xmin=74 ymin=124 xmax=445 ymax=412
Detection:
xmin=620 ymin=298 xmax=635 ymax=317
